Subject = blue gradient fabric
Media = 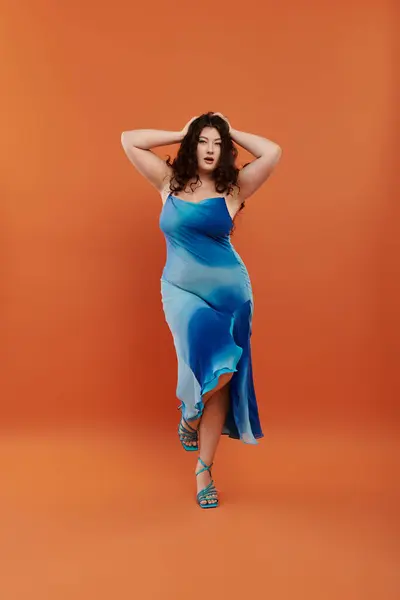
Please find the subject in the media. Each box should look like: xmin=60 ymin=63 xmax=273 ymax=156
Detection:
xmin=159 ymin=193 xmax=263 ymax=444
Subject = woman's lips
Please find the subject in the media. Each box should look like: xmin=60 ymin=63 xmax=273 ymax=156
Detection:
xmin=204 ymin=157 xmax=214 ymax=163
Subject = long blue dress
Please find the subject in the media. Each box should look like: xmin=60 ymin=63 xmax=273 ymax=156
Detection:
xmin=159 ymin=193 xmax=263 ymax=444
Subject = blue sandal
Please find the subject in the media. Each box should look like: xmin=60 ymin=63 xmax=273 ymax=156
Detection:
xmin=178 ymin=405 xmax=199 ymax=452
xmin=195 ymin=458 xmax=219 ymax=509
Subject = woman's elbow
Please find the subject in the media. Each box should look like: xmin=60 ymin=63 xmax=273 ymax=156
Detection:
xmin=121 ymin=131 xmax=130 ymax=148
xmin=273 ymin=144 xmax=282 ymax=164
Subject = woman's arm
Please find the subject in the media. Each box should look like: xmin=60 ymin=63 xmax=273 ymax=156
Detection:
xmin=121 ymin=118 xmax=197 ymax=193
xmin=121 ymin=129 xmax=183 ymax=150
xmin=120 ymin=129 xmax=182 ymax=192
xmin=212 ymin=113 xmax=282 ymax=201
xmin=230 ymin=128 xmax=281 ymax=161
xmin=231 ymin=128 xmax=282 ymax=201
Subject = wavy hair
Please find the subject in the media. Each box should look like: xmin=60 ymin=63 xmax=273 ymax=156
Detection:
xmin=166 ymin=112 xmax=245 ymax=222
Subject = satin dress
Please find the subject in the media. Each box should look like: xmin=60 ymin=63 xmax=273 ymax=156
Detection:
xmin=159 ymin=193 xmax=263 ymax=444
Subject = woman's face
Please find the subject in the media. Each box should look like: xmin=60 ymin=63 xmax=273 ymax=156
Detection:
xmin=196 ymin=127 xmax=222 ymax=173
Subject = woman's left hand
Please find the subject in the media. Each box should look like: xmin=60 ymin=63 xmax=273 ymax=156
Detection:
xmin=213 ymin=112 xmax=232 ymax=133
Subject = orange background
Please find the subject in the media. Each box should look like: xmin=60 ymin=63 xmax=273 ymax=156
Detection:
xmin=2 ymin=0 xmax=397 ymax=430
xmin=1 ymin=1 xmax=399 ymax=599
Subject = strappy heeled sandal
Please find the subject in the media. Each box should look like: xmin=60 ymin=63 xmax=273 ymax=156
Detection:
xmin=195 ymin=457 xmax=219 ymax=509
xmin=178 ymin=405 xmax=198 ymax=452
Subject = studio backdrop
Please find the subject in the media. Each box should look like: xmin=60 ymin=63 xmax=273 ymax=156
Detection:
xmin=1 ymin=0 xmax=396 ymax=431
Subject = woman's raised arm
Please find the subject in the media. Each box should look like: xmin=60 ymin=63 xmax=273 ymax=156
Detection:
xmin=120 ymin=128 xmax=182 ymax=192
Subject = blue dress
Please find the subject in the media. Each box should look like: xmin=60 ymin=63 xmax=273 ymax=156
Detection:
xmin=159 ymin=193 xmax=263 ymax=444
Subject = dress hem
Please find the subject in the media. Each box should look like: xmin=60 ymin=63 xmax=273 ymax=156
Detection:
xmin=185 ymin=344 xmax=243 ymax=424
xmin=222 ymin=431 xmax=264 ymax=443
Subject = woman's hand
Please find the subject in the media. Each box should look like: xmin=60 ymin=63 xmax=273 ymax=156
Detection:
xmin=213 ymin=112 xmax=232 ymax=133
xmin=181 ymin=116 xmax=199 ymax=137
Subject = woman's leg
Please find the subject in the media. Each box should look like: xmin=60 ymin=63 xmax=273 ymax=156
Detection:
xmin=179 ymin=372 xmax=232 ymax=449
xmin=195 ymin=373 xmax=232 ymax=504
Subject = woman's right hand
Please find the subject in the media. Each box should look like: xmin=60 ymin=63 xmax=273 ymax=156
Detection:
xmin=180 ymin=116 xmax=198 ymax=137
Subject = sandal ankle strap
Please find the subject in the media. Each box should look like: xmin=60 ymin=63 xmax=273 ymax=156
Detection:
xmin=196 ymin=457 xmax=213 ymax=476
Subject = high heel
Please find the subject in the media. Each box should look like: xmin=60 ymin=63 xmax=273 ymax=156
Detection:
xmin=195 ymin=457 xmax=219 ymax=509
xmin=178 ymin=405 xmax=198 ymax=452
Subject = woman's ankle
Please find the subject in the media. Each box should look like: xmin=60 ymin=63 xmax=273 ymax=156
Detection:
xmin=195 ymin=457 xmax=212 ymax=474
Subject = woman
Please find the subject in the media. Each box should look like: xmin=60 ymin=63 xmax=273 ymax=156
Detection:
xmin=121 ymin=112 xmax=282 ymax=508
